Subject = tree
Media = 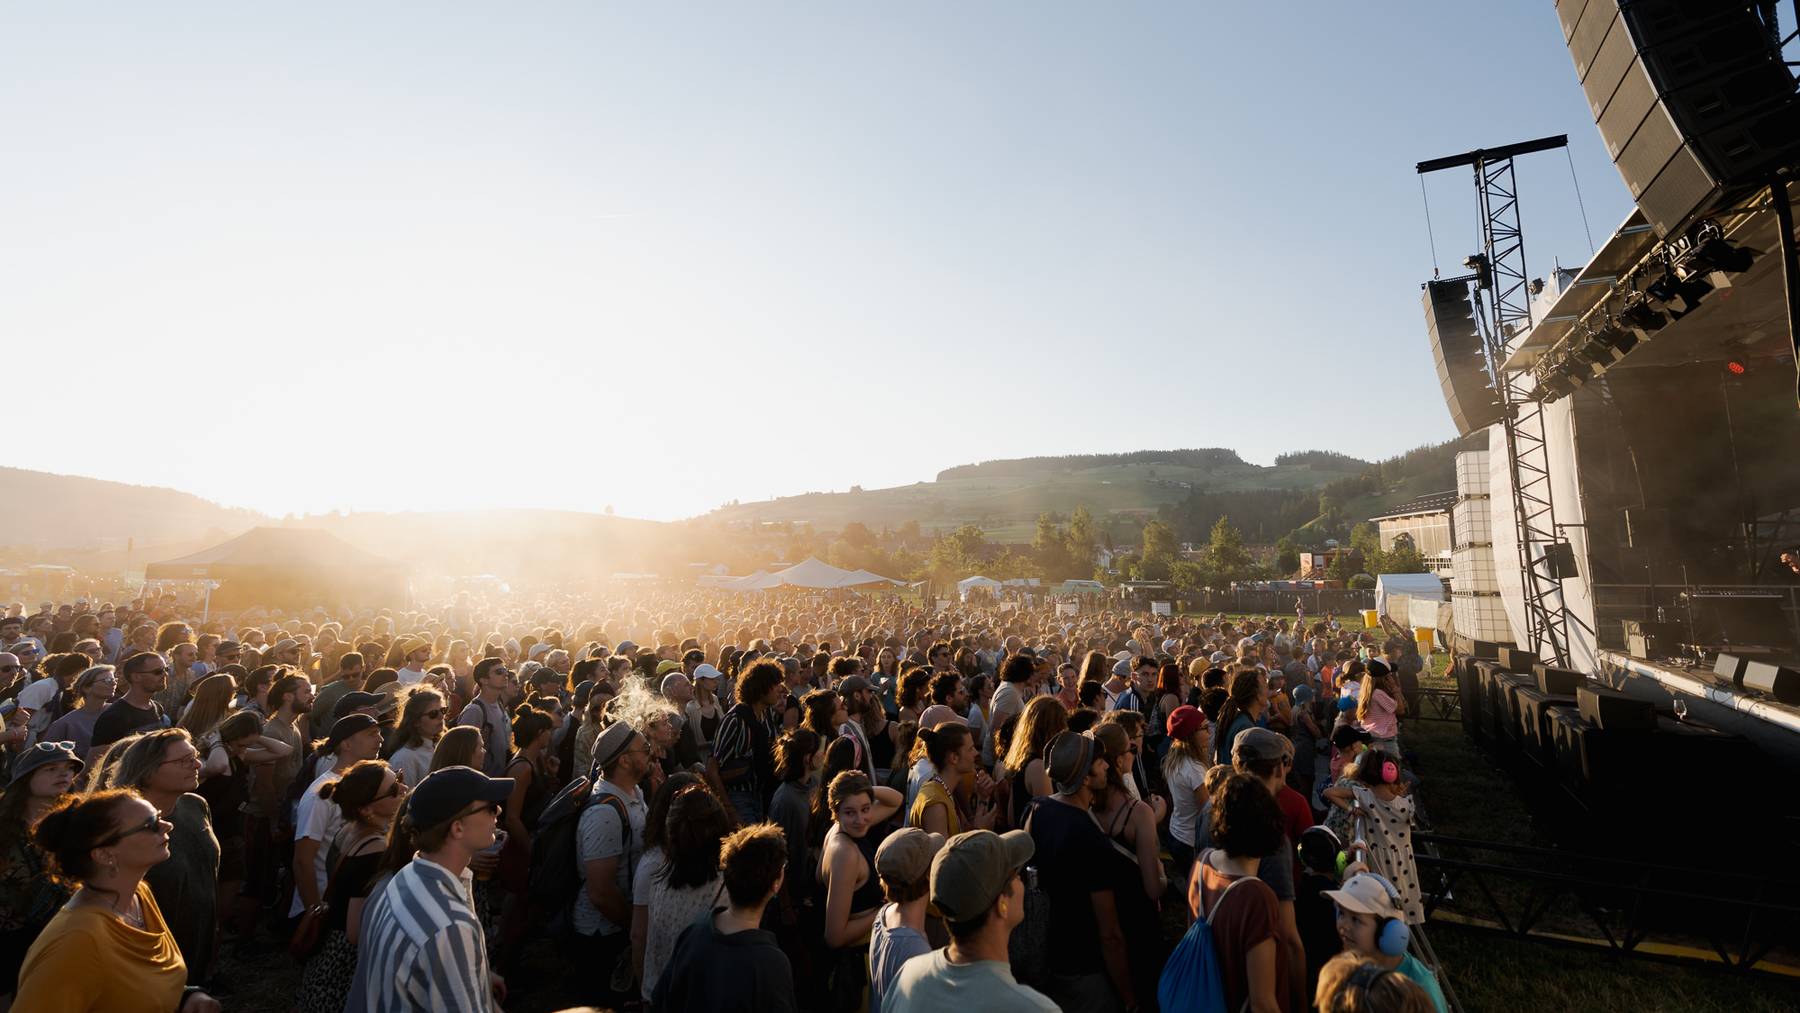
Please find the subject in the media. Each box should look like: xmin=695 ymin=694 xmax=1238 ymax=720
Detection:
xmin=1378 ymin=532 xmax=1428 ymax=574
xmin=1066 ymin=505 xmax=1098 ymax=575
xmin=1141 ymin=519 xmax=1179 ymax=563
xmin=929 ymin=523 xmax=989 ymax=583
xmin=840 ymin=521 xmax=876 ymax=549
xmin=1275 ymin=535 xmax=1301 ymax=577
xmin=1206 ymin=515 xmax=1254 ymax=585
xmin=1033 ymin=513 xmax=1073 ymax=580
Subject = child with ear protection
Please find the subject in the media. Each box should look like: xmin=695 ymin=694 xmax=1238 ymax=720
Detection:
xmin=1321 ymin=872 xmax=1448 ymax=1013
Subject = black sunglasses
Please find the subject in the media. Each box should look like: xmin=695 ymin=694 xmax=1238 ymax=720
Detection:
xmin=95 ymin=813 xmax=167 ymax=849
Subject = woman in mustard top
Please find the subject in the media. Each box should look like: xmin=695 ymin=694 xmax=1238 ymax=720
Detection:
xmin=14 ymin=789 xmax=221 ymax=1013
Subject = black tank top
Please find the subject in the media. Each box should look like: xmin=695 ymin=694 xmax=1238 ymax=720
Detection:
xmin=867 ymin=719 xmax=896 ymax=775
xmin=848 ymin=823 xmax=891 ymax=915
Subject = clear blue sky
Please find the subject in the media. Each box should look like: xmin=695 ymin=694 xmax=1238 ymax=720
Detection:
xmin=0 ymin=3 xmax=1633 ymax=521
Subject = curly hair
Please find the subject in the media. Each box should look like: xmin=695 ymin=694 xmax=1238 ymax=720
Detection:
xmin=1210 ymin=772 xmax=1283 ymax=858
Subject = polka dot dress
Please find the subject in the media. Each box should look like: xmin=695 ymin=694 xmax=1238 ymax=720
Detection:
xmin=1351 ymin=784 xmax=1425 ymax=924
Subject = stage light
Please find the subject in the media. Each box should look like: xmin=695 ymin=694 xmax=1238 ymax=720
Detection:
xmin=1619 ymin=298 xmax=1667 ymax=341
xmin=1692 ymin=237 xmax=1755 ymax=274
xmin=1645 ymin=269 xmax=1713 ymax=318
xmin=1727 ymin=359 xmax=1747 ymax=375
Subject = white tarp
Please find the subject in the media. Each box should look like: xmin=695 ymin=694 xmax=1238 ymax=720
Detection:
xmin=1375 ymin=573 xmax=1445 ymax=620
xmin=958 ymin=575 xmax=1002 ymax=592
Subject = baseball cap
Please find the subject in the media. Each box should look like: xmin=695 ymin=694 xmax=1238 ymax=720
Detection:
xmin=1209 ymin=651 xmax=1230 ymax=664
xmin=1331 ymin=724 xmax=1374 ymax=750
xmin=1231 ymin=726 xmax=1295 ymax=764
xmin=836 ymin=673 xmax=871 ymax=695
xmin=875 ymin=828 xmax=944 ymax=885
xmin=655 ymin=660 xmax=682 ymax=676
xmin=1111 ymin=659 xmax=1131 ymax=677
xmin=334 ymin=691 xmax=384 ymax=720
xmin=325 ymin=713 xmax=380 ymax=749
xmin=272 ymin=638 xmax=300 ymax=654
xmin=529 ymin=642 xmax=554 ymax=660
xmin=1112 ymin=650 xmax=1133 ymax=662
xmin=1323 ymin=872 xmax=1404 ymax=919
xmin=693 ymin=664 xmax=722 ymax=682
xmin=929 ymin=829 xmax=1034 ymax=923
xmin=406 ymin=765 xmax=514 ymax=829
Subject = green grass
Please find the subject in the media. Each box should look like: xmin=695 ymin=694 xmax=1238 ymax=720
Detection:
xmin=1404 ymin=684 xmax=1800 ymax=1011
xmin=1427 ymin=927 xmax=1800 ymax=1012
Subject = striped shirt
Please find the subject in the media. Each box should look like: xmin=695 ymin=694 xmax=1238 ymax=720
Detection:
xmin=357 ymin=857 xmax=495 ymax=1013
xmin=712 ymin=702 xmax=779 ymax=798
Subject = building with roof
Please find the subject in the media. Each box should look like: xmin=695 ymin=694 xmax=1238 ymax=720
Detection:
xmin=1368 ymin=491 xmax=1457 ymax=575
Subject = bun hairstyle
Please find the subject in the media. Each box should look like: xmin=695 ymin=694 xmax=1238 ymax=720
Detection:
xmin=33 ymin=789 xmax=142 ymax=885
xmin=510 ymin=702 xmax=554 ymax=746
xmin=916 ymin=723 xmax=970 ymax=768
xmin=317 ymin=760 xmax=394 ymax=821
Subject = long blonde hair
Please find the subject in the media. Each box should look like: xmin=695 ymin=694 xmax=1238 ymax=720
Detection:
xmin=178 ymin=673 xmax=237 ymax=739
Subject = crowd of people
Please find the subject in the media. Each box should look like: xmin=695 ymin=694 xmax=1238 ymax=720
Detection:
xmin=0 ymin=587 xmax=1445 ymax=1012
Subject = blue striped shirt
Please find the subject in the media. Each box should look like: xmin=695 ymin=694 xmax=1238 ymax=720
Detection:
xmin=356 ymin=857 xmax=495 ymax=1013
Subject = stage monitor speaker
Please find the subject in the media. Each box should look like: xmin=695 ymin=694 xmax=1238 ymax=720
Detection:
xmin=1533 ymin=663 xmax=1584 ymax=695
xmin=1497 ymin=646 xmax=1538 ymax=674
xmin=1578 ymin=683 xmax=1657 ymax=732
xmin=1742 ymin=660 xmax=1800 ymax=704
xmin=1713 ymin=651 xmax=1750 ymax=686
xmin=1561 ymin=0 xmax=1800 ymax=236
xmin=1424 ymin=280 xmax=1504 ymax=437
xmin=1471 ymin=640 xmax=1508 ymax=661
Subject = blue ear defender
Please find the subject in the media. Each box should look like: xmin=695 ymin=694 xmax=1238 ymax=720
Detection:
xmin=1362 ymin=872 xmax=1411 ymax=956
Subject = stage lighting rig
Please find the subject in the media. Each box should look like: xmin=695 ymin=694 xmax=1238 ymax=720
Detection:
xmin=1462 ymin=252 xmax=1493 ymax=290
xmin=1645 ymin=268 xmax=1713 ymax=318
xmin=1618 ymin=296 xmax=1667 ymax=341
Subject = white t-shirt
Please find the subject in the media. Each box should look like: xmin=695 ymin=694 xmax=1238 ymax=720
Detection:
xmin=396 ymin=666 xmax=427 ymax=686
xmin=289 ymin=768 xmax=345 ymax=916
xmin=572 ymin=780 xmax=646 ymax=937
xmin=1166 ymin=754 xmax=1207 ymax=847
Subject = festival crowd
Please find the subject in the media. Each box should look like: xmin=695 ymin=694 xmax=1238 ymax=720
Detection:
xmin=0 ymin=586 xmax=1445 ymax=1012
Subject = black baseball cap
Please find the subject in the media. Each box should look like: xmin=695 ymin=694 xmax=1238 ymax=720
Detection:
xmin=406 ymin=765 xmax=514 ymax=829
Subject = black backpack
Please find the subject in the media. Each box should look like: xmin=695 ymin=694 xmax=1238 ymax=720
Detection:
xmin=525 ymin=775 xmax=627 ymax=937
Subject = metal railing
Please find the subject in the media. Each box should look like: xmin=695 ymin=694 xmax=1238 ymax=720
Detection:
xmin=1412 ymin=832 xmax=1800 ymax=972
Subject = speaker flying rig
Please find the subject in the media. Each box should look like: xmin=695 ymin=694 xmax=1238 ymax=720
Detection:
xmin=1418 ymin=135 xmax=1577 ymax=668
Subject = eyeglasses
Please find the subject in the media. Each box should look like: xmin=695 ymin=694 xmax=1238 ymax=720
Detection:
xmin=376 ymin=781 xmax=409 ymax=801
xmin=423 ymin=709 xmax=444 ymax=720
xmin=26 ymin=740 xmax=76 ymax=755
xmin=138 ymin=666 xmax=168 ymax=676
xmin=94 ymin=813 xmax=168 ymax=849
xmin=0 ymin=666 xmax=17 ymax=674
xmin=160 ymin=750 xmax=203 ymax=768
xmin=458 ymin=801 xmax=501 ymax=820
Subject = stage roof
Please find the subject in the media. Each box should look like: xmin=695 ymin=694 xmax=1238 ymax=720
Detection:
xmin=1504 ymin=181 xmax=1799 ymax=374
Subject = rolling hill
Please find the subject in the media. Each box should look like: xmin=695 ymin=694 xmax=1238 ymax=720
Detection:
xmin=705 ymin=448 xmax=1382 ymax=541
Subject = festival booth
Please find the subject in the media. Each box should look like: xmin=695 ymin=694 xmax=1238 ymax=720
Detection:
xmin=956 ymin=575 xmax=1002 ymax=601
xmin=145 ymin=526 xmax=407 ymax=612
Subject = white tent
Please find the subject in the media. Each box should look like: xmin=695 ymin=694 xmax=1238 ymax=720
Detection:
xmin=721 ymin=558 xmax=900 ymax=591
xmin=957 ymin=575 xmax=1003 ymax=600
xmin=1375 ymin=573 xmax=1446 ymax=620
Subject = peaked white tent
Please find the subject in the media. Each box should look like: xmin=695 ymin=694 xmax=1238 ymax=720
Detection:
xmin=1375 ymin=573 xmax=1446 ymax=620
xmin=957 ymin=575 xmax=1002 ymax=598
xmin=720 ymin=558 xmax=900 ymax=592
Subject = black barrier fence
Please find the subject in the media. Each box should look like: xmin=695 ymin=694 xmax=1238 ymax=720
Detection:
xmin=1414 ymin=833 xmax=1800 ymax=972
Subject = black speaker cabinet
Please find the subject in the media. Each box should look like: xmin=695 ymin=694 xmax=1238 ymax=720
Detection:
xmin=1533 ymin=663 xmax=1584 ymax=695
xmin=1424 ymin=280 xmax=1505 ymax=436
xmin=1742 ymin=660 xmax=1800 ymax=705
xmin=1713 ymin=652 xmax=1750 ymax=686
xmin=1578 ymin=683 xmax=1657 ymax=732
xmin=1497 ymin=646 xmax=1538 ymax=674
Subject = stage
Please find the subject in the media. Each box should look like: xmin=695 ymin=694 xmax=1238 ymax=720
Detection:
xmin=1598 ymin=649 xmax=1800 ymax=769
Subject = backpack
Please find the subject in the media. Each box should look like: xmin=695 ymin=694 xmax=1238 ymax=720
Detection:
xmin=1159 ymin=850 xmax=1258 ymax=1013
xmin=525 ymin=775 xmax=627 ymax=937
xmin=1008 ymin=800 xmax=1052 ymax=986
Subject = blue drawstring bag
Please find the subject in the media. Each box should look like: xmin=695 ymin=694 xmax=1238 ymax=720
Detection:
xmin=1159 ymin=852 xmax=1257 ymax=1013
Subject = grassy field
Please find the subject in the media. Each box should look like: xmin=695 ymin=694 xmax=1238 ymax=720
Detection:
xmin=1403 ymin=663 xmax=1800 ymax=1012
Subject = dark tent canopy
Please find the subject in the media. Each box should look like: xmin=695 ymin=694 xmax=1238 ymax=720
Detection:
xmin=145 ymin=527 xmax=406 ymax=610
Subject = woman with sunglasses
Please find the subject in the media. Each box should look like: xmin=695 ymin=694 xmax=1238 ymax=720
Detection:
xmin=384 ymin=687 xmax=447 ymax=789
xmin=296 ymin=760 xmax=406 ymax=1013
xmin=107 ymin=729 xmax=219 ymax=987
xmin=15 ymin=789 xmax=222 ymax=1012
xmin=0 ymin=741 xmax=83 ymax=1010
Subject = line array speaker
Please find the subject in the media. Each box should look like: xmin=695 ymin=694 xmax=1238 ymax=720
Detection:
xmin=1424 ymin=280 xmax=1505 ymax=436
xmin=1560 ymin=0 xmax=1800 ymax=236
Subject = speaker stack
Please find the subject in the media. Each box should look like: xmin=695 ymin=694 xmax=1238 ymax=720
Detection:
xmin=1424 ymin=281 xmax=1506 ymax=437
xmin=1559 ymin=0 xmax=1800 ymax=237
